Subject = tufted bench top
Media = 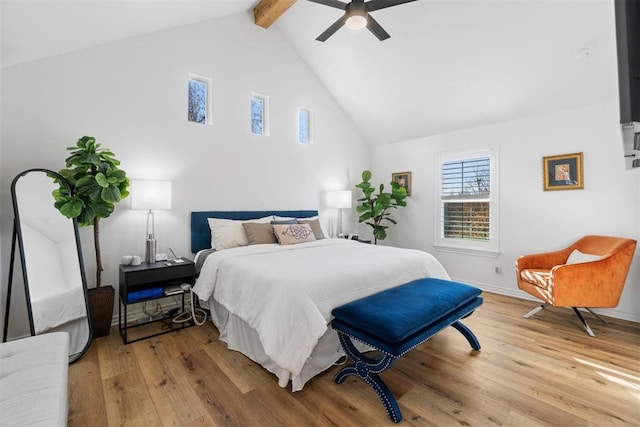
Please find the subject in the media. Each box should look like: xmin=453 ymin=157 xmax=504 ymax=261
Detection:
xmin=332 ymin=277 xmax=483 ymax=356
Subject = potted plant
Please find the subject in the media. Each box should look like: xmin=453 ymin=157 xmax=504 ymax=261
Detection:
xmin=53 ymin=136 xmax=129 ymax=337
xmin=355 ymin=170 xmax=407 ymax=244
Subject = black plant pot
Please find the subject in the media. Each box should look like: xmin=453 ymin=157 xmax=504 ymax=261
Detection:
xmin=87 ymin=286 xmax=115 ymax=338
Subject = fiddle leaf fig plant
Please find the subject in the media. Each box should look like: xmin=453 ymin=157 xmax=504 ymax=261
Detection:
xmin=356 ymin=170 xmax=407 ymax=244
xmin=52 ymin=136 xmax=129 ymax=288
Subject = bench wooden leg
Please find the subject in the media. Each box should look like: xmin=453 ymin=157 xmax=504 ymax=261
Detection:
xmin=334 ymin=332 xmax=403 ymax=423
xmin=451 ymin=320 xmax=482 ymax=350
xmin=334 ymin=319 xmax=482 ymax=423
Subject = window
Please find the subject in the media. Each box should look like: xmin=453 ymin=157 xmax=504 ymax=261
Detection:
xmin=435 ymin=148 xmax=499 ymax=256
xmin=187 ymin=73 xmax=212 ymax=125
xmin=298 ymin=108 xmax=312 ymax=144
xmin=251 ymin=92 xmax=270 ymax=136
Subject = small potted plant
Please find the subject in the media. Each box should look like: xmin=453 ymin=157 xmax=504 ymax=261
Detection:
xmin=53 ymin=136 xmax=129 ymax=337
xmin=355 ymin=170 xmax=407 ymax=244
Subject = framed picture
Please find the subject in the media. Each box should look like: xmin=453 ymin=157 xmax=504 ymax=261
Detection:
xmin=543 ymin=152 xmax=584 ymax=191
xmin=392 ymin=171 xmax=412 ymax=196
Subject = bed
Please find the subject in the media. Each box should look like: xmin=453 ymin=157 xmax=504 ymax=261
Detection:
xmin=190 ymin=210 xmax=450 ymax=391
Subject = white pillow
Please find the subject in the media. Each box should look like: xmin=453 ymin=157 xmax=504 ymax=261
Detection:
xmin=207 ymin=216 xmax=273 ymax=250
xmin=566 ymin=249 xmax=604 ymax=264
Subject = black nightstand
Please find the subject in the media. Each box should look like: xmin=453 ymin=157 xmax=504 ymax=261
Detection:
xmin=118 ymin=258 xmax=195 ymax=344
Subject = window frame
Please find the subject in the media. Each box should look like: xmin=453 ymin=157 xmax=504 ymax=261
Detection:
xmin=434 ymin=147 xmax=500 ymax=257
xmin=250 ymin=92 xmax=270 ymax=136
xmin=187 ymin=73 xmax=212 ymax=125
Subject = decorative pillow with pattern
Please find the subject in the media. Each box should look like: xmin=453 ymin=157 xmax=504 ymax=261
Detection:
xmin=272 ymin=223 xmax=317 ymax=245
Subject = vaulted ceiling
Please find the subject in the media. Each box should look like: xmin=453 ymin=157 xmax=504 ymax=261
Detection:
xmin=0 ymin=0 xmax=619 ymax=145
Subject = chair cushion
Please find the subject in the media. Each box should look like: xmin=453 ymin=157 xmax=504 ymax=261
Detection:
xmin=520 ymin=269 xmax=551 ymax=289
xmin=566 ymin=249 xmax=603 ymax=264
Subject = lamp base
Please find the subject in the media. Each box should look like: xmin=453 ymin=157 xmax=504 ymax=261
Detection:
xmin=145 ymin=237 xmax=157 ymax=264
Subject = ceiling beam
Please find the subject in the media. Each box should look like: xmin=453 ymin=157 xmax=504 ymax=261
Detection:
xmin=254 ymin=0 xmax=297 ymax=29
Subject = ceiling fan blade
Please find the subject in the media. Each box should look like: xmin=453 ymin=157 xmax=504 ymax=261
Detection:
xmin=316 ymin=15 xmax=348 ymax=41
xmin=366 ymin=14 xmax=390 ymax=41
xmin=307 ymin=0 xmax=347 ymax=10
xmin=366 ymin=0 xmax=418 ymax=12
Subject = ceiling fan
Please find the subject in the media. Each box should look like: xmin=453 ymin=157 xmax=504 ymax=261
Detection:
xmin=307 ymin=0 xmax=418 ymax=42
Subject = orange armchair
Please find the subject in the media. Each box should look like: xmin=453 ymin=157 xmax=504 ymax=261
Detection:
xmin=516 ymin=235 xmax=636 ymax=336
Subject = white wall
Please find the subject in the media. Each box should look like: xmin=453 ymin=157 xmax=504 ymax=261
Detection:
xmin=0 ymin=12 xmax=370 ymax=336
xmin=371 ymin=101 xmax=640 ymax=322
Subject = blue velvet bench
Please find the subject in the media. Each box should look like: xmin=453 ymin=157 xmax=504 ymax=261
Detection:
xmin=331 ymin=277 xmax=483 ymax=423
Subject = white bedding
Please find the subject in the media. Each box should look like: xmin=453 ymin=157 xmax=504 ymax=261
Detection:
xmin=193 ymin=239 xmax=449 ymax=390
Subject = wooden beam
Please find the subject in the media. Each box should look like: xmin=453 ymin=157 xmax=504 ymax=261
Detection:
xmin=253 ymin=0 xmax=297 ymax=29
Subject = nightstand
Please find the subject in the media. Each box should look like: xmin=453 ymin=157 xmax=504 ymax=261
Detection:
xmin=118 ymin=258 xmax=195 ymax=344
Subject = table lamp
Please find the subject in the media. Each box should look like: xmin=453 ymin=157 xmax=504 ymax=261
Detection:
xmin=131 ymin=180 xmax=172 ymax=263
xmin=324 ymin=190 xmax=352 ymax=237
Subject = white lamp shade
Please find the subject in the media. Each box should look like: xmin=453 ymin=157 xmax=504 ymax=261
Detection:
xmin=131 ymin=180 xmax=172 ymax=210
xmin=323 ymin=190 xmax=352 ymax=209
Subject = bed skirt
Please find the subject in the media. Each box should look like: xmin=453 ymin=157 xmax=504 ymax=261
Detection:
xmin=205 ymin=298 xmax=367 ymax=391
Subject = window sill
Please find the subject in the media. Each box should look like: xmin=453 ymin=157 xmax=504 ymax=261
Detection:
xmin=434 ymin=244 xmax=500 ymax=258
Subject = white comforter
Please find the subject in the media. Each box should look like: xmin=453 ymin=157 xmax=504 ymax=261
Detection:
xmin=193 ymin=239 xmax=449 ymax=378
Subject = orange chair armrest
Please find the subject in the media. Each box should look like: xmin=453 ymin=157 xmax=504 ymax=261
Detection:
xmin=516 ymin=248 xmax=571 ymax=271
xmin=550 ymin=249 xmax=634 ymax=307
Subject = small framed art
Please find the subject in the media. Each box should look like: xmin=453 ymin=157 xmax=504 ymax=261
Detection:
xmin=392 ymin=171 xmax=412 ymax=196
xmin=543 ymin=152 xmax=583 ymax=191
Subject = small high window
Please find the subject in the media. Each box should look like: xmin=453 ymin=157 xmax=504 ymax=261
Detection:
xmin=188 ymin=73 xmax=212 ymax=125
xmin=251 ymin=92 xmax=270 ymax=136
xmin=298 ymin=108 xmax=312 ymax=144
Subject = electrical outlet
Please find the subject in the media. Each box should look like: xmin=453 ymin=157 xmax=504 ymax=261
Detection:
xmin=494 ymin=262 xmax=502 ymax=274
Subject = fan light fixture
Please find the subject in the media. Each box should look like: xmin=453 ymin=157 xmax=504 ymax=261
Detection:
xmin=345 ymin=3 xmax=367 ymax=31
xmin=308 ymin=0 xmax=418 ymax=42
xmin=346 ymin=14 xmax=367 ymax=30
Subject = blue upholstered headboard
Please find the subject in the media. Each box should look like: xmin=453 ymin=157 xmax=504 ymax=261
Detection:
xmin=190 ymin=210 xmax=318 ymax=253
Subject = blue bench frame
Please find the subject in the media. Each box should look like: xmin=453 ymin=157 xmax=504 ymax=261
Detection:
xmin=331 ymin=278 xmax=483 ymax=423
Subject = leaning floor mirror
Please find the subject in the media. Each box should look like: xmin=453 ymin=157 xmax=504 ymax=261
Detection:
xmin=2 ymin=168 xmax=92 ymax=362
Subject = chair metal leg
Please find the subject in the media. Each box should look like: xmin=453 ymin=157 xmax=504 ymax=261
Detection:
xmin=523 ymin=303 xmax=549 ymax=318
xmin=585 ymin=308 xmax=608 ymax=325
xmin=572 ymin=307 xmax=596 ymax=337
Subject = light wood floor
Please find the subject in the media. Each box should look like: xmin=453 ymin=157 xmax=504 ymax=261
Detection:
xmin=68 ymin=292 xmax=640 ymax=426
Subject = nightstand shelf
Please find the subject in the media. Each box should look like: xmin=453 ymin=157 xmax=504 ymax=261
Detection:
xmin=118 ymin=259 xmax=196 ymax=344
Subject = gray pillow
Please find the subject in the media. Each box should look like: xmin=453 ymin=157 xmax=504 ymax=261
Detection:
xmin=298 ymin=218 xmax=326 ymax=239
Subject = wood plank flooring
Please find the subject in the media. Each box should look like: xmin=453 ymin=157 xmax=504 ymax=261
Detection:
xmin=68 ymin=293 xmax=640 ymax=426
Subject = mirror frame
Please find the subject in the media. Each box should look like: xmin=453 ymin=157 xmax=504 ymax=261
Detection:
xmin=3 ymin=168 xmax=93 ymax=363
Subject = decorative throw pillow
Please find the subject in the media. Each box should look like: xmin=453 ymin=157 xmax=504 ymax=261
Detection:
xmin=275 ymin=215 xmax=329 ymax=239
xmin=566 ymin=249 xmax=604 ymax=264
xmin=272 ymin=223 xmax=317 ymax=245
xmin=298 ymin=218 xmax=326 ymax=239
xmin=243 ymin=222 xmax=278 ymax=245
xmin=207 ymin=216 xmax=273 ymax=250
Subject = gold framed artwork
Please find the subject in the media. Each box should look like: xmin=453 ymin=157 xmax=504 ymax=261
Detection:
xmin=392 ymin=171 xmax=412 ymax=196
xmin=543 ymin=152 xmax=583 ymax=191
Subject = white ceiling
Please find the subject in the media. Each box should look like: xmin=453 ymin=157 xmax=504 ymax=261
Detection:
xmin=0 ymin=0 xmax=619 ymax=145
